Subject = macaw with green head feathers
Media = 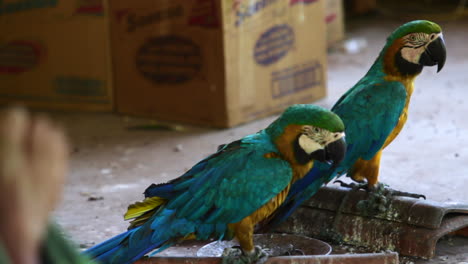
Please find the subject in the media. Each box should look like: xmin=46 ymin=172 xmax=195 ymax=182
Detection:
xmin=84 ymin=104 xmax=346 ymax=264
xmin=332 ymin=20 xmax=446 ymax=190
xmin=259 ymin=20 xmax=447 ymax=230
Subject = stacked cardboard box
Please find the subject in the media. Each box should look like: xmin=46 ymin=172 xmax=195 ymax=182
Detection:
xmin=0 ymin=0 xmax=112 ymax=111
xmin=0 ymin=0 xmax=333 ymax=127
xmin=109 ymin=0 xmax=328 ymax=127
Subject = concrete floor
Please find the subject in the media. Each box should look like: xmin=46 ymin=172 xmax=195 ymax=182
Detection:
xmin=52 ymin=16 xmax=468 ymax=262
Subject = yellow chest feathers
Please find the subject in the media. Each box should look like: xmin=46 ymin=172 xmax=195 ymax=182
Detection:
xmin=383 ymin=76 xmax=415 ymax=148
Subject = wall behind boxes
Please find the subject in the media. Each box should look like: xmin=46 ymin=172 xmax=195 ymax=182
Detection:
xmin=0 ymin=0 xmax=344 ymax=127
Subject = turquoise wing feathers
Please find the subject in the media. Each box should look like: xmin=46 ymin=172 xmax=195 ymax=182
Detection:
xmin=165 ymin=132 xmax=293 ymax=224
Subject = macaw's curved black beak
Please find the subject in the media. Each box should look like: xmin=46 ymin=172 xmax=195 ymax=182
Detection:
xmin=419 ymin=36 xmax=446 ymax=72
xmin=310 ymin=137 xmax=346 ymax=167
xmin=325 ymin=137 xmax=346 ymax=168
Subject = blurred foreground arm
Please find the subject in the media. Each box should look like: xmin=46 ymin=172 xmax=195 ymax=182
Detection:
xmin=0 ymin=107 xmax=94 ymax=264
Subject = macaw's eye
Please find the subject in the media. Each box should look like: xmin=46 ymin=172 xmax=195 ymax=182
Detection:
xmin=409 ymin=35 xmax=416 ymax=41
xmin=314 ymin=127 xmax=320 ymax=133
xmin=430 ymin=34 xmax=436 ymax=40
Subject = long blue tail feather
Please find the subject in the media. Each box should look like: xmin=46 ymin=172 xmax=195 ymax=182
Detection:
xmin=84 ymin=230 xmax=131 ymax=260
xmin=83 ymin=226 xmax=166 ymax=264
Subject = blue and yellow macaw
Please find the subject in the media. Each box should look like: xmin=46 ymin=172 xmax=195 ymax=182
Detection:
xmin=332 ymin=20 xmax=445 ymax=192
xmin=262 ymin=20 xmax=446 ymax=228
xmin=84 ymin=104 xmax=346 ymax=264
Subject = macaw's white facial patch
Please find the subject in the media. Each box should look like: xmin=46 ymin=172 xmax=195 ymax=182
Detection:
xmin=400 ymin=32 xmax=440 ymax=65
xmin=401 ymin=45 xmax=425 ymax=64
xmin=298 ymin=134 xmax=322 ymax=154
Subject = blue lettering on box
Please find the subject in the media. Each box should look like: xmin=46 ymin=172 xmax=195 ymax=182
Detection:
xmin=0 ymin=0 xmax=57 ymax=15
xmin=254 ymin=24 xmax=294 ymax=66
xmin=54 ymin=76 xmax=106 ymax=96
xmin=235 ymin=0 xmax=277 ymax=27
xmin=271 ymin=61 xmax=323 ymax=98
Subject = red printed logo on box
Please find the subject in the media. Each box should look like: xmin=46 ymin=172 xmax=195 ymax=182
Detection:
xmin=325 ymin=13 xmax=337 ymax=24
xmin=0 ymin=40 xmax=45 ymax=74
xmin=75 ymin=0 xmax=104 ymax=15
xmin=188 ymin=0 xmax=219 ymax=28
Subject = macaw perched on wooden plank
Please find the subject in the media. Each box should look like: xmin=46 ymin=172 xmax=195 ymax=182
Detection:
xmin=84 ymin=104 xmax=346 ymax=264
xmin=259 ymin=20 xmax=447 ymax=229
xmin=332 ymin=20 xmax=446 ymax=192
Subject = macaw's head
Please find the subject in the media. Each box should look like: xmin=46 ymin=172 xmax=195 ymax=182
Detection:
xmin=383 ymin=20 xmax=446 ymax=76
xmin=266 ymin=104 xmax=346 ymax=167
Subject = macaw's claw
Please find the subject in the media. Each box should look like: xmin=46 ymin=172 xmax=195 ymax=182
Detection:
xmin=335 ymin=180 xmax=426 ymax=199
xmin=367 ymin=182 xmax=426 ymax=200
xmin=334 ymin=180 xmax=368 ymax=191
xmin=222 ymin=246 xmax=269 ymax=264
xmin=385 ymin=188 xmax=426 ymax=200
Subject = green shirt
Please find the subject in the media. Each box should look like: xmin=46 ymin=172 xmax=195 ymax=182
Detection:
xmin=0 ymin=223 xmax=96 ymax=264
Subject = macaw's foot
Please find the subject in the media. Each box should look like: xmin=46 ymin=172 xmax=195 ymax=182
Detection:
xmin=357 ymin=183 xmax=426 ymax=215
xmin=221 ymin=246 xmax=269 ymax=264
xmin=335 ymin=181 xmax=425 ymax=215
xmin=355 ymin=183 xmax=391 ymax=215
xmin=385 ymin=187 xmax=426 ymax=200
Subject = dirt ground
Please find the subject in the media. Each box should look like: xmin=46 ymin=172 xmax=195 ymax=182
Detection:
xmin=52 ymin=16 xmax=468 ymax=263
